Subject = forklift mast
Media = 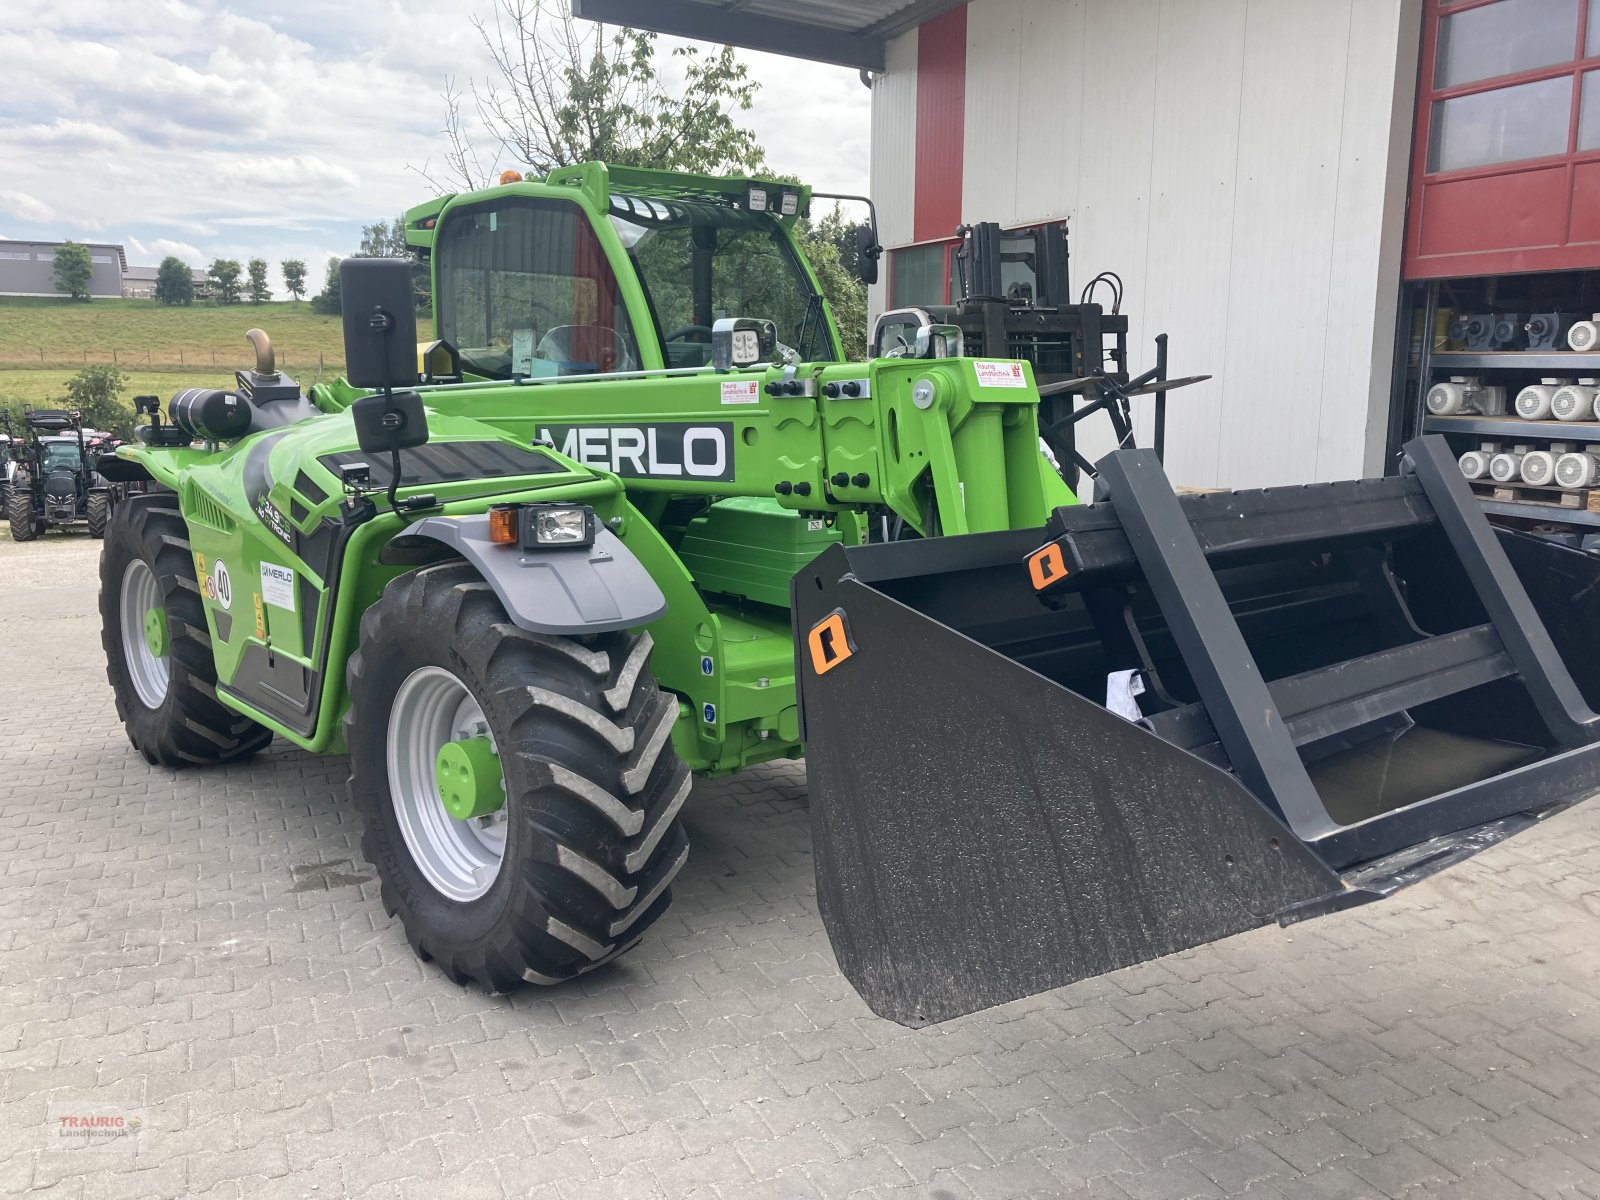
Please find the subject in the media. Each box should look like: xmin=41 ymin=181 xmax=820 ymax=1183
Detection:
xmin=882 ymin=220 xmax=1179 ymax=491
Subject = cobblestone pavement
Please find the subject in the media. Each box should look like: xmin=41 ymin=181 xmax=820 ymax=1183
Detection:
xmin=5 ymin=533 xmax=1600 ymax=1199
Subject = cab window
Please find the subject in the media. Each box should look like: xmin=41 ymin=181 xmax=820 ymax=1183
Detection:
xmin=437 ymin=197 xmax=640 ymax=380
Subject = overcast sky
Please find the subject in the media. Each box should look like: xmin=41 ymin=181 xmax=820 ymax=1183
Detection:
xmin=0 ymin=0 xmax=871 ymax=292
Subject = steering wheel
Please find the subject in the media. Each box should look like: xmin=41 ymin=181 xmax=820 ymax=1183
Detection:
xmin=537 ymin=325 xmax=638 ymax=373
xmin=664 ymin=325 xmax=714 ymax=342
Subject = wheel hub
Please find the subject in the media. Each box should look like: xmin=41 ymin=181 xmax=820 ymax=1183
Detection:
xmin=143 ymin=607 xmax=168 ymax=658
xmin=435 ymin=737 xmax=505 ymax=821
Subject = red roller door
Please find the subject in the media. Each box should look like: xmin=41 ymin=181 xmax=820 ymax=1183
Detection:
xmin=1405 ymin=0 xmax=1600 ymax=278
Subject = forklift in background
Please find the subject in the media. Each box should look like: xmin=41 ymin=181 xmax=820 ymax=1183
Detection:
xmin=871 ymin=220 xmax=1207 ymax=491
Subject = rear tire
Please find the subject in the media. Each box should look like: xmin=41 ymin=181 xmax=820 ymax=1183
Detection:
xmin=347 ymin=563 xmax=691 ymax=991
xmin=86 ymin=492 xmax=110 ymax=539
xmin=99 ymin=496 xmax=273 ymax=766
xmin=7 ymin=489 xmax=35 ymax=541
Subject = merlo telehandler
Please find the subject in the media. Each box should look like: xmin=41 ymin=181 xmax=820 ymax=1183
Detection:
xmin=98 ymin=163 xmax=1600 ymax=1026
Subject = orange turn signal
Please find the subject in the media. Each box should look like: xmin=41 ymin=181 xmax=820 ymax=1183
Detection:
xmin=488 ymin=506 xmax=519 ymax=545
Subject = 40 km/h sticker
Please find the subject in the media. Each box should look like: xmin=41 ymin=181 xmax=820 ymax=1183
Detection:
xmin=208 ymin=560 xmax=233 ymax=611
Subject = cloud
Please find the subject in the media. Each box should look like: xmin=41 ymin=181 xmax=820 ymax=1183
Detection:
xmin=0 ymin=191 xmax=54 ymax=223
xmin=152 ymin=239 xmax=203 ymax=265
xmin=0 ymin=2 xmax=870 ymax=276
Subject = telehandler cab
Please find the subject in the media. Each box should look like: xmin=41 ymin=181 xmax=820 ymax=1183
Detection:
xmin=99 ymin=163 xmax=1600 ymax=1025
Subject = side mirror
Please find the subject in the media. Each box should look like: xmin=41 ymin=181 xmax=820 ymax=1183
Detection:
xmin=915 ymin=324 xmax=964 ymax=360
xmin=870 ymin=307 xmax=933 ymax=359
xmin=854 ymin=225 xmax=882 ymax=286
xmin=340 ymin=258 xmax=420 ymax=390
xmin=712 ymin=318 xmax=778 ymax=371
xmin=350 ymin=391 xmax=429 ymax=456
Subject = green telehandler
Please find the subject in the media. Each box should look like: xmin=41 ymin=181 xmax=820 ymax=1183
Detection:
xmin=99 ymin=162 xmax=1600 ymax=1026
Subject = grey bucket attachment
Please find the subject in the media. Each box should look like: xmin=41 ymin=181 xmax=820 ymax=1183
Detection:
xmin=793 ymin=436 xmax=1600 ymax=1026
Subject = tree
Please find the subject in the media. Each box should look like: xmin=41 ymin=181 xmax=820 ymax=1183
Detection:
xmin=359 ymin=219 xmax=409 ymax=258
xmin=63 ymin=365 xmax=132 ymax=438
xmin=357 ymin=217 xmax=431 ymax=310
xmin=153 ymin=256 xmax=194 ymax=305
xmin=207 ymin=259 xmax=243 ymax=304
xmin=310 ymin=256 xmax=342 ymax=316
xmin=246 ymin=258 xmax=272 ymax=304
xmin=800 ymin=208 xmax=869 ymax=361
xmin=53 ymin=241 xmax=93 ymax=302
xmin=281 ymin=259 xmax=308 ymax=301
xmin=419 ymin=0 xmax=764 ymax=191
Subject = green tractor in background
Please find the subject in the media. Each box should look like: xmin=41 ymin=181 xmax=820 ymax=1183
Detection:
xmin=8 ymin=408 xmax=113 ymax=541
xmin=100 ymin=162 xmax=1600 ymax=1026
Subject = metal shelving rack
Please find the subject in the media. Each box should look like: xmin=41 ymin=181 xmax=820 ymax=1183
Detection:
xmin=1422 ymin=415 xmax=1600 ymax=443
xmin=1430 ymin=351 xmax=1600 ymax=372
xmin=1405 ymin=285 xmax=1600 ymax=531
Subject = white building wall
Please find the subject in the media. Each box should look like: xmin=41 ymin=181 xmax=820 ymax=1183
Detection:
xmin=868 ymin=29 xmax=921 ymax=319
xmin=874 ymin=0 xmax=1422 ymax=489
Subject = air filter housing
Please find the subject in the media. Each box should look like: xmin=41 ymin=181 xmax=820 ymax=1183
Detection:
xmin=1555 ymin=451 xmax=1600 ymax=489
xmin=1489 ymin=446 xmax=1533 ymax=482
xmin=1427 ymin=376 xmax=1506 ymax=416
xmin=1551 ymin=380 xmax=1598 ymax=421
xmin=1492 ymin=313 xmax=1528 ymax=349
xmin=1570 ymin=315 xmax=1600 ymax=353
xmin=1458 ymin=450 xmax=1492 ymax=480
xmin=1519 ymin=450 xmax=1557 ymax=486
xmin=1489 ymin=453 xmax=1524 ymax=483
xmin=1515 ymin=378 xmax=1571 ymax=421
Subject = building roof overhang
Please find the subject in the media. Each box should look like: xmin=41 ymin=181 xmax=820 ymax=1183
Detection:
xmin=570 ymin=0 xmax=966 ymax=71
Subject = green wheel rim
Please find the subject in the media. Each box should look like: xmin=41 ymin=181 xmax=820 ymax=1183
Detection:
xmin=120 ymin=559 xmax=170 ymax=708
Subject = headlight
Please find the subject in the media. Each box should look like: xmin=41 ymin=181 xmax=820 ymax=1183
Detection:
xmin=526 ymin=505 xmax=595 ymax=548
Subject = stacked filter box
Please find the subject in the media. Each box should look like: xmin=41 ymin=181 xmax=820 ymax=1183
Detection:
xmin=1451 ymin=375 xmax=1600 ymax=490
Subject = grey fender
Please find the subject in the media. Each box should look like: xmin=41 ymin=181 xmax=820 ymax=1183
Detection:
xmin=396 ymin=514 xmax=666 ymax=635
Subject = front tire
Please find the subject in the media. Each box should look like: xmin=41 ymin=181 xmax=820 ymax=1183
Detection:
xmin=7 ymin=488 xmax=35 ymax=541
xmin=99 ymin=497 xmax=273 ymax=766
xmin=347 ymin=563 xmax=691 ymax=991
xmin=86 ymin=492 xmax=110 ymax=539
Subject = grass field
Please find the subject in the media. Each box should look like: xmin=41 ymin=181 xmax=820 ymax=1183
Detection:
xmin=0 ymin=296 xmax=349 ymax=412
xmin=0 ymin=368 xmax=239 ymax=407
xmin=0 ymin=297 xmax=347 ymax=373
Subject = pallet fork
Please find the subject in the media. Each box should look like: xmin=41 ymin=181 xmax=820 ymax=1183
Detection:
xmin=795 ymin=437 xmax=1600 ymax=1026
